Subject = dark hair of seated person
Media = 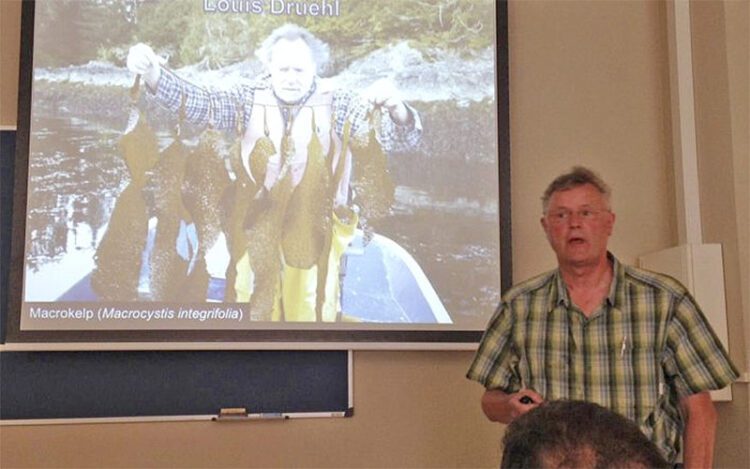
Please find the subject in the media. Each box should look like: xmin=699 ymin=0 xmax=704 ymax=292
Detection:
xmin=500 ymin=400 xmax=670 ymax=469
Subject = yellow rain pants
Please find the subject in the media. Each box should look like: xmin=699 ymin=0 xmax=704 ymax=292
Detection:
xmin=233 ymin=210 xmax=357 ymax=322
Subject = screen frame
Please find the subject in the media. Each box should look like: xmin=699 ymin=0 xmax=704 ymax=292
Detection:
xmin=3 ymin=0 xmax=512 ymax=348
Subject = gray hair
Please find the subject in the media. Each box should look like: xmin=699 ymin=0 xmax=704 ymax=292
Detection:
xmin=255 ymin=24 xmax=330 ymax=74
xmin=542 ymin=166 xmax=611 ymax=213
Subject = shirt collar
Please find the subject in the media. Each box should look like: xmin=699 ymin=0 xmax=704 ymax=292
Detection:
xmin=550 ymin=252 xmax=622 ymax=310
xmin=607 ymin=253 xmax=622 ymax=306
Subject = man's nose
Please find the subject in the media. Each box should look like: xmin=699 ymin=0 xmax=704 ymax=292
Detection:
xmin=568 ymin=211 xmax=584 ymax=225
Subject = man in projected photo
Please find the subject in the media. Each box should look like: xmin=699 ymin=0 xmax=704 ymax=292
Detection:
xmin=127 ymin=23 xmax=422 ymax=321
xmin=467 ymin=167 xmax=738 ymax=468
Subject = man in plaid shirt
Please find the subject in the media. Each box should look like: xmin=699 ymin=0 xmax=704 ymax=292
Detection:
xmin=467 ymin=166 xmax=738 ymax=468
xmin=127 ymin=24 xmax=422 ymax=320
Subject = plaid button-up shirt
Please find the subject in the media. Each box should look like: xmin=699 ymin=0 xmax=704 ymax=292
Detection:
xmin=148 ymin=67 xmax=422 ymax=153
xmin=467 ymin=254 xmax=739 ymax=463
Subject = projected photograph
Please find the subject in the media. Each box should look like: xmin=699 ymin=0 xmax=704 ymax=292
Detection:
xmin=19 ymin=0 xmax=505 ymax=334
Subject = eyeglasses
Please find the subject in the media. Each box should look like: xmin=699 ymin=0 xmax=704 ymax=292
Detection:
xmin=545 ymin=208 xmax=609 ymax=224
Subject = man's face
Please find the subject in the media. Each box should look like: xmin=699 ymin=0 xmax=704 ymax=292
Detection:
xmin=268 ymin=38 xmax=316 ymax=104
xmin=541 ymin=183 xmax=615 ymax=269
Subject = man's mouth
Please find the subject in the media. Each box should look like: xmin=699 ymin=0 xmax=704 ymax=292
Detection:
xmin=568 ymin=237 xmax=586 ymax=245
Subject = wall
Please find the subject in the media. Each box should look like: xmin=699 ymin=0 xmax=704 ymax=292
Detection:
xmin=690 ymin=1 xmax=750 ymax=467
xmin=0 ymin=0 xmax=20 ymax=128
xmin=1 ymin=1 xmax=747 ymax=467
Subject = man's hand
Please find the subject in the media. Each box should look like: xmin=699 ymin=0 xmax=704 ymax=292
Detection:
xmin=363 ymin=78 xmax=411 ymax=125
xmin=481 ymin=389 xmax=544 ymax=424
xmin=126 ymin=43 xmax=165 ymax=89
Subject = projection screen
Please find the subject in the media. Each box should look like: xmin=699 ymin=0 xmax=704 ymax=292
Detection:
xmin=5 ymin=0 xmax=511 ymax=346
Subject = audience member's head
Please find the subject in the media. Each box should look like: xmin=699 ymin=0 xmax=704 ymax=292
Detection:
xmin=500 ymin=400 xmax=670 ymax=469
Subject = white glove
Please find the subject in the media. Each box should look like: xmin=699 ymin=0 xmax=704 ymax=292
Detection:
xmin=126 ymin=43 xmax=165 ymax=88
